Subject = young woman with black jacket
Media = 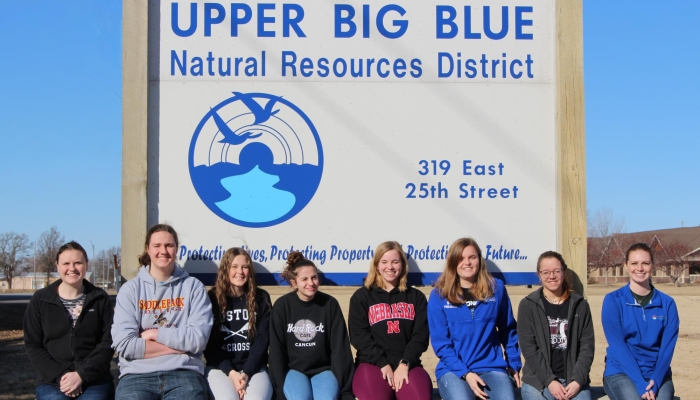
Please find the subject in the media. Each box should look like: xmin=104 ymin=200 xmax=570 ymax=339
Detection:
xmin=24 ymin=241 xmax=115 ymax=399
xmin=517 ymin=251 xmax=595 ymax=400
xmin=204 ymin=247 xmax=272 ymax=400
xmin=268 ymin=251 xmax=355 ymax=400
xmin=349 ymin=241 xmax=431 ymax=400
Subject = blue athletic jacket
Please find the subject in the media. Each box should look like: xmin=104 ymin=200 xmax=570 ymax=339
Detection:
xmin=428 ymin=279 xmax=521 ymax=380
xmin=602 ymin=285 xmax=679 ymax=396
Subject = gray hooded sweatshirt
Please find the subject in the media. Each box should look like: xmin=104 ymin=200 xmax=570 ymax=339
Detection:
xmin=112 ymin=265 xmax=213 ymax=377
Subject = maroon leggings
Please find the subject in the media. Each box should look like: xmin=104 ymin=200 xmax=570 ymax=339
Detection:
xmin=352 ymin=362 xmax=433 ymax=400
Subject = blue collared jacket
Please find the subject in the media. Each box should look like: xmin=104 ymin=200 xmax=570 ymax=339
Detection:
xmin=602 ymin=285 xmax=679 ymax=396
xmin=428 ymin=278 xmax=521 ymax=381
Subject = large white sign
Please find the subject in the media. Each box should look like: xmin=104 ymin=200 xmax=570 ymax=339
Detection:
xmin=153 ymin=0 xmax=556 ymax=285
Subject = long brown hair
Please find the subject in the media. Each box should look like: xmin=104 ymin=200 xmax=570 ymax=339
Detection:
xmin=536 ymin=251 xmax=572 ymax=301
xmin=137 ymin=224 xmax=179 ymax=266
xmin=214 ymin=248 xmax=261 ymax=339
xmin=435 ymin=238 xmax=494 ymax=304
xmin=364 ymin=241 xmax=408 ymax=292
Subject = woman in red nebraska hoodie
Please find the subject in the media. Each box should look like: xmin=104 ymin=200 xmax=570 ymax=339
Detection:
xmin=349 ymin=241 xmax=431 ymax=400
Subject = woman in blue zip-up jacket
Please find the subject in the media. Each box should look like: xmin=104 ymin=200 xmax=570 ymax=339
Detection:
xmin=428 ymin=238 xmax=521 ymax=400
xmin=602 ymin=242 xmax=679 ymax=400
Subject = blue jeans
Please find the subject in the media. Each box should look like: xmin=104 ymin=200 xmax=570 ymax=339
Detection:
xmin=603 ymin=373 xmax=674 ymax=400
xmin=283 ymin=369 xmax=339 ymax=400
xmin=116 ymin=370 xmax=207 ymax=400
xmin=438 ymin=371 xmax=515 ymax=400
xmin=520 ymin=380 xmax=591 ymax=400
xmin=36 ymin=375 xmax=114 ymax=400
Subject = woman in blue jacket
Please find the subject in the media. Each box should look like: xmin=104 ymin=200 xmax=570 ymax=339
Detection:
xmin=428 ymin=238 xmax=521 ymax=400
xmin=602 ymin=243 xmax=679 ymax=400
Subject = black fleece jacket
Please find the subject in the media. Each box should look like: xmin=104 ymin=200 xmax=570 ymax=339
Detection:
xmin=348 ymin=285 xmax=429 ymax=370
xmin=269 ymin=291 xmax=355 ymax=400
xmin=23 ymin=279 xmax=114 ymax=386
xmin=204 ymin=288 xmax=271 ymax=378
xmin=517 ymin=289 xmax=595 ymax=391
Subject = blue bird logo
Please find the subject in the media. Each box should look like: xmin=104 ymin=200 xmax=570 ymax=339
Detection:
xmin=189 ymin=91 xmax=324 ymax=228
xmin=211 ymin=108 xmax=262 ymax=145
xmin=232 ymin=91 xmax=281 ymax=124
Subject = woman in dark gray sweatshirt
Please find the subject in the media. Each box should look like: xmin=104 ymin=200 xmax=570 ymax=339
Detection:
xmin=517 ymin=251 xmax=594 ymax=400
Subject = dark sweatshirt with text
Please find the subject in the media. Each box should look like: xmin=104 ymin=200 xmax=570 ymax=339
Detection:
xmin=269 ymin=291 xmax=354 ymax=400
xmin=203 ymin=288 xmax=271 ymax=378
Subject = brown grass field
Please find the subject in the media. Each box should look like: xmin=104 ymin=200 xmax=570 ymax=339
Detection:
xmin=1 ymin=283 xmax=697 ymax=399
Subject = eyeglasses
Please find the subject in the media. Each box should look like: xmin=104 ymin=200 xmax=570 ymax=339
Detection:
xmin=538 ymin=270 xmax=563 ymax=277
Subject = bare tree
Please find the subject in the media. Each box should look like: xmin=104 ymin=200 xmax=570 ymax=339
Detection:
xmin=651 ymin=238 xmax=691 ymax=286
xmin=36 ymin=227 xmax=65 ymax=286
xmin=587 ymin=207 xmax=626 ymax=284
xmin=588 ymin=207 xmax=626 ymax=238
xmin=0 ymin=232 xmax=31 ymax=289
xmin=108 ymin=246 xmax=121 ymax=287
xmin=93 ymin=246 xmax=121 ymax=288
xmin=587 ymin=237 xmax=606 ymax=276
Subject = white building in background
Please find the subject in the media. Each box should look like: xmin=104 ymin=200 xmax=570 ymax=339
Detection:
xmin=0 ymin=271 xmax=94 ymax=292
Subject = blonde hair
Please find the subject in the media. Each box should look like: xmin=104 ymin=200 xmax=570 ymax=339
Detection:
xmin=364 ymin=241 xmax=408 ymax=292
xmin=435 ymin=238 xmax=494 ymax=304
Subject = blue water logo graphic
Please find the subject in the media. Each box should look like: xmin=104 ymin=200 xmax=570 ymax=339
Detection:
xmin=188 ymin=92 xmax=323 ymax=227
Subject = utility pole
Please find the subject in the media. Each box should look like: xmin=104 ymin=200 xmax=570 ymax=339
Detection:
xmin=89 ymin=241 xmax=95 ymax=282
xmin=33 ymin=241 xmax=36 ymax=290
xmin=113 ymin=254 xmax=120 ymax=292
xmin=88 ymin=240 xmax=95 ymax=272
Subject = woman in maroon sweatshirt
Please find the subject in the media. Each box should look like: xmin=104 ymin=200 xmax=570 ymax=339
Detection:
xmin=349 ymin=241 xmax=431 ymax=400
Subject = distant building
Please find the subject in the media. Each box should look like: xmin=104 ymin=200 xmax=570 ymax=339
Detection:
xmin=0 ymin=271 xmax=94 ymax=292
xmin=685 ymin=246 xmax=700 ymax=276
xmin=588 ymin=226 xmax=700 ymax=284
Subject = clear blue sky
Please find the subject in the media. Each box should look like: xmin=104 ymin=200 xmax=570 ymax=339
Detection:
xmin=0 ymin=2 xmax=121 ymax=253
xmin=585 ymin=1 xmax=699 ymax=232
xmin=0 ymin=1 xmax=698 ymax=255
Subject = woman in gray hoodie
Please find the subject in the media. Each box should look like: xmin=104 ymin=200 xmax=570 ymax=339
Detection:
xmin=112 ymin=224 xmax=213 ymax=399
xmin=517 ymin=251 xmax=594 ymax=400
